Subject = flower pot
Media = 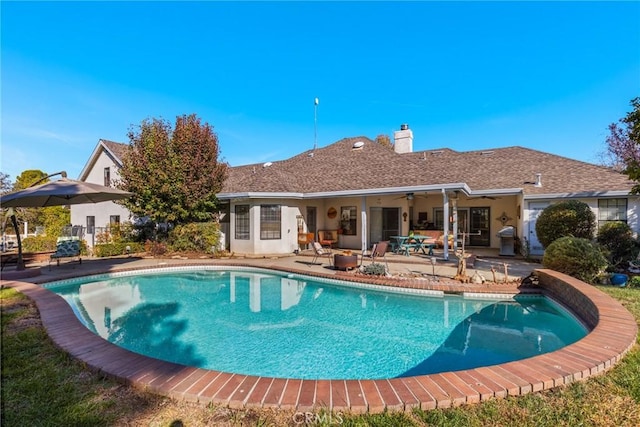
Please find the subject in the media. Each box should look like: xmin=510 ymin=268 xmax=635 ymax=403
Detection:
xmin=610 ymin=273 xmax=628 ymax=287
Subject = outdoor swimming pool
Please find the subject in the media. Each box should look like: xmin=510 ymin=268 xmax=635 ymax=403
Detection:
xmin=45 ymin=267 xmax=587 ymax=380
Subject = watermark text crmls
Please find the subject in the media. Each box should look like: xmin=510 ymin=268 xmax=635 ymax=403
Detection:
xmin=292 ymin=411 xmax=344 ymax=425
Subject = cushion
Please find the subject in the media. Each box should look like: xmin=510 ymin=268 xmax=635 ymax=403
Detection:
xmin=51 ymin=240 xmax=80 ymax=258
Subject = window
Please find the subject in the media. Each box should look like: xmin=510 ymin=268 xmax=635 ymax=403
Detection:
xmin=104 ymin=167 xmax=111 ymax=187
xmin=109 ymin=215 xmax=120 ymax=224
xmin=433 ymin=209 xmax=445 ymax=230
xmin=260 ymin=205 xmax=281 ymax=240
xmin=235 ymin=205 xmax=250 ymax=240
xmin=598 ymin=198 xmax=627 ymax=227
xmin=86 ymin=216 xmax=95 ymax=234
xmin=340 ymin=206 xmax=357 ymax=235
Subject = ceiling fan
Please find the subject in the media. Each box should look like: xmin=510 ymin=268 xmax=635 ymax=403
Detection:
xmin=393 ymin=192 xmax=428 ymax=201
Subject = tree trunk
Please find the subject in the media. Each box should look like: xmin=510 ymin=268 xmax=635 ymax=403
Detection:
xmin=10 ymin=214 xmax=25 ymax=271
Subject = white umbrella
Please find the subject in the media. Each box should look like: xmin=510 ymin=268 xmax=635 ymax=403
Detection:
xmin=0 ymin=171 xmax=133 ymax=270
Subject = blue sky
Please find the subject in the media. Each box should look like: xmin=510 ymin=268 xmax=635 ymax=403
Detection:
xmin=1 ymin=1 xmax=639 ymax=182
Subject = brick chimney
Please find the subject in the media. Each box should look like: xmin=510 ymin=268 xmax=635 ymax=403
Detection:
xmin=394 ymin=123 xmax=413 ymax=154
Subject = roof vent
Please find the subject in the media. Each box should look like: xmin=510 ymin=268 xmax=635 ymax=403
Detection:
xmin=352 ymin=141 xmax=365 ymax=149
xmin=430 ymin=150 xmax=443 ymax=156
xmin=263 ymin=162 xmax=273 ymax=168
xmin=480 ymin=151 xmax=494 ymax=155
xmin=534 ymin=173 xmax=542 ymax=187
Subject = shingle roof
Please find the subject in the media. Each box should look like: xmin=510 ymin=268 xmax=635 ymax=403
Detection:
xmin=405 ymin=146 xmax=634 ymax=195
xmin=95 ymin=138 xmax=634 ymax=197
xmin=223 ymin=139 xmax=634 ymax=196
xmin=222 ymin=137 xmax=429 ymax=194
xmin=100 ymin=139 xmax=129 ymax=166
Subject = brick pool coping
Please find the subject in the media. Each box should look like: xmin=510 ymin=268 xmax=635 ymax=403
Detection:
xmin=2 ymin=265 xmax=637 ymax=413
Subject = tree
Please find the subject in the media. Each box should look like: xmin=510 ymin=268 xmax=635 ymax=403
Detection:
xmin=118 ymin=114 xmax=229 ymax=225
xmin=14 ymin=169 xmax=48 ymax=190
xmin=375 ymin=134 xmax=393 ymax=150
xmin=535 ymin=200 xmax=596 ymax=248
xmin=0 ymin=172 xmax=12 ymax=194
xmin=604 ymin=97 xmax=640 ymax=192
xmin=11 ymin=170 xmax=46 ymax=233
xmin=2 ymin=170 xmax=69 ymax=240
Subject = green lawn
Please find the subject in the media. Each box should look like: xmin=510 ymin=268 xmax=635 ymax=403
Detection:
xmin=1 ymin=285 xmax=639 ymax=426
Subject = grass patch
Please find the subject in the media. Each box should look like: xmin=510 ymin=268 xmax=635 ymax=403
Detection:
xmin=1 ymin=285 xmax=639 ymax=426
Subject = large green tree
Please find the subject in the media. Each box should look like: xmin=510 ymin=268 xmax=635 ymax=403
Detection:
xmin=3 ymin=170 xmax=70 ymax=236
xmin=118 ymin=114 xmax=228 ymax=224
xmin=14 ymin=169 xmax=48 ymax=190
xmin=605 ymin=97 xmax=640 ymax=192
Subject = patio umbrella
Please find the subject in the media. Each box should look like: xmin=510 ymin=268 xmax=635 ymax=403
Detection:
xmin=0 ymin=171 xmax=133 ymax=270
xmin=0 ymin=177 xmax=132 ymax=208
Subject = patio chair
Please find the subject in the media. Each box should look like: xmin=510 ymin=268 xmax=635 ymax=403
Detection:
xmin=310 ymin=240 xmax=333 ymax=266
xmin=628 ymin=252 xmax=640 ymax=273
xmin=317 ymin=230 xmax=338 ymax=248
xmin=361 ymin=240 xmax=389 ymax=270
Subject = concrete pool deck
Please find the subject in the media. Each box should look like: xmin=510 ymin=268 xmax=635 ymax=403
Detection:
xmin=1 ymin=254 xmax=637 ymax=413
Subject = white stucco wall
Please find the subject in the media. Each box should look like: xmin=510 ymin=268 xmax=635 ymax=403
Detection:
xmin=70 ymin=150 xmax=132 ymax=248
xmin=230 ymin=201 xmax=304 ymax=255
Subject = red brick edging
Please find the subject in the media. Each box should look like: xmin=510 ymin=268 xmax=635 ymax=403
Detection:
xmin=2 ymin=266 xmax=637 ymax=413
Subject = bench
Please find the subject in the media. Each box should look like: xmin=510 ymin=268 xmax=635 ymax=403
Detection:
xmin=1 ymin=252 xmax=38 ymax=271
xmin=49 ymin=238 xmax=82 ymax=269
xmin=398 ymin=243 xmax=417 ymax=256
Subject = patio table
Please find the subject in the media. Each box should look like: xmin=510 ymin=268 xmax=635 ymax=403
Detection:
xmin=411 ymin=235 xmax=436 ymax=255
xmin=391 ymin=235 xmax=436 ymax=256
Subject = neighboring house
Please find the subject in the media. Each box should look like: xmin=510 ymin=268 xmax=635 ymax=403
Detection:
xmin=72 ymin=126 xmax=638 ymax=258
xmin=70 ymin=139 xmax=132 ymax=248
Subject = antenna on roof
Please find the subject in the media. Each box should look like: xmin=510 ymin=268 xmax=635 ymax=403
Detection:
xmin=313 ymin=97 xmax=319 ymax=151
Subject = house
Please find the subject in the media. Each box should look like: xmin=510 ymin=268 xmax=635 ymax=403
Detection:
xmin=70 ymin=139 xmax=131 ymax=247
xmin=72 ymin=126 xmax=638 ymax=258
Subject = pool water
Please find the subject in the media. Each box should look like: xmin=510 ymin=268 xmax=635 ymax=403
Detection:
xmin=46 ymin=267 xmax=587 ymax=380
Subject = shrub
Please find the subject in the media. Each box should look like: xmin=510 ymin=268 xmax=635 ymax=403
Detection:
xmin=132 ymin=219 xmax=159 ymax=242
xmin=168 ymin=222 xmax=220 ymax=253
xmin=22 ymin=235 xmax=57 ymax=252
xmin=535 ymin=200 xmax=596 ymax=248
xmin=596 ymin=221 xmax=638 ymax=269
xmin=144 ymin=240 xmax=167 ymax=256
xmin=628 ymin=275 xmax=640 ymax=288
xmin=97 ymin=222 xmax=137 ymax=244
xmin=542 ymin=236 xmax=608 ymax=284
xmin=94 ymin=242 xmax=144 ymax=257
xmin=23 ymin=236 xmax=89 ymax=256
xmin=361 ymin=263 xmax=386 ymax=276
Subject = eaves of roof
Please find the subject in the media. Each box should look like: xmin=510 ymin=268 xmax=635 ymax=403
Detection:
xmin=78 ymin=139 xmax=128 ymax=181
